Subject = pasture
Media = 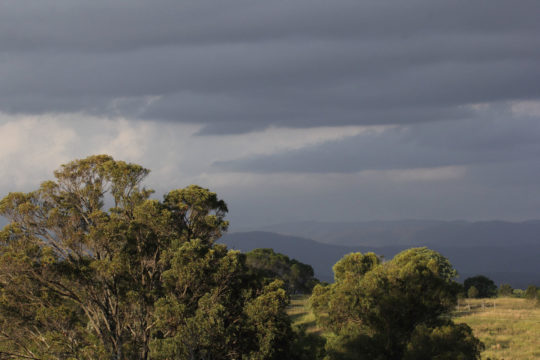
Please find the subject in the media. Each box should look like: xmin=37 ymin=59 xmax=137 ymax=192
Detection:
xmin=288 ymin=296 xmax=540 ymax=360
xmin=454 ymin=298 xmax=540 ymax=360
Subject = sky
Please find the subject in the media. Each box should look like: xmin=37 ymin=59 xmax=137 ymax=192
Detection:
xmin=1 ymin=0 xmax=540 ymax=228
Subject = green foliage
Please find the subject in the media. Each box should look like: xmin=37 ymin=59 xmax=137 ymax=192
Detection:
xmin=289 ymin=325 xmax=326 ymax=360
xmin=243 ymin=280 xmax=296 ymax=360
xmin=463 ymin=275 xmax=497 ymax=298
xmin=309 ymin=283 xmax=332 ymax=326
xmin=513 ymin=288 xmax=525 ymax=297
xmin=403 ymin=322 xmax=484 ymax=360
xmin=498 ymin=283 xmax=513 ymax=297
xmin=246 ymin=248 xmax=319 ymax=294
xmin=524 ymin=285 xmax=538 ymax=300
xmin=0 ymin=155 xmax=296 ymax=360
xmin=310 ymin=248 xmax=483 ymax=360
xmin=332 ymin=252 xmax=380 ymax=283
xmin=468 ymin=286 xmax=480 ymax=299
xmin=525 ymin=286 xmax=540 ymax=307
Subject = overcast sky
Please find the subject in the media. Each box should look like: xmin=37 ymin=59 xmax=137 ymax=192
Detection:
xmin=1 ymin=0 xmax=540 ymax=228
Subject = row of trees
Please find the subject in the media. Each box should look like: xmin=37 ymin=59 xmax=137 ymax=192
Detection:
xmin=496 ymin=283 xmax=539 ymax=300
xmin=0 ymin=155 xmax=485 ymax=359
xmin=462 ymin=275 xmax=539 ymax=300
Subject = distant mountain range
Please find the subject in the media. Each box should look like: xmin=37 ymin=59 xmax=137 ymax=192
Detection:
xmin=221 ymin=220 xmax=540 ymax=288
xmin=221 ymin=231 xmax=399 ymax=283
xmin=256 ymin=219 xmax=540 ymax=247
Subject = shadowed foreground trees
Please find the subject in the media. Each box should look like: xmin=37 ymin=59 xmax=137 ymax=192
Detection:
xmin=310 ymin=248 xmax=484 ymax=360
xmin=0 ymin=155 xmax=296 ymax=360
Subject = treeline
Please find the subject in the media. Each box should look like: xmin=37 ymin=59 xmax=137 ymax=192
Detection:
xmin=461 ymin=275 xmax=539 ymax=300
xmin=0 ymin=156 xmax=488 ymax=359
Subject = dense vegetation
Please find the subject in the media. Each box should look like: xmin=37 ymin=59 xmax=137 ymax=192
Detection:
xmin=463 ymin=275 xmax=498 ymax=298
xmin=0 ymin=156 xmax=296 ymax=360
xmin=0 ymin=155 xmax=487 ymax=359
xmin=245 ymin=248 xmax=319 ymax=294
xmin=310 ymin=249 xmax=484 ymax=359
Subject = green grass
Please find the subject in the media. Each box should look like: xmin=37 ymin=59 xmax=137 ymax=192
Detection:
xmin=287 ymin=295 xmax=540 ymax=360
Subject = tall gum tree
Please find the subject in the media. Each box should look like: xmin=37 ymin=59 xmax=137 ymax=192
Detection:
xmin=0 ymin=155 xmax=294 ymax=360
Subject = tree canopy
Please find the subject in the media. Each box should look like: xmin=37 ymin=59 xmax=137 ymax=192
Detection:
xmin=463 ymin=275 xmax=497 ymax=298
xmin=310 ymin=248 xmax=484 ymax=360
xmin=0 ymin=155 xmax=296 ymax=360
xmin=245 ymin=248 xmax=319 ymax=294
xmin=498 ymin=283 xmax=513 ymax=297
xmin=525 ymin=285 xmax=538 ymax=300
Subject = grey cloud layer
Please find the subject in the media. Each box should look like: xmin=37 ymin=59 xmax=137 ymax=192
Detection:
xmin=1 ymin=0 xmax=540 ymax=133
xmin=215 ymin=107 xmax=540 ymax=173
xmin=2 ymin=1 xmax=539 ymax=51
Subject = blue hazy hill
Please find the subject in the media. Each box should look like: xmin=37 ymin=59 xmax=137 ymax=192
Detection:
xmin=221 ymin=228 xmax=540 ymax=288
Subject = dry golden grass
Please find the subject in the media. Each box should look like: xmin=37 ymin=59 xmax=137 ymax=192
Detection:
xmin=454 ymin=297 xmax=540 ymax=360
xmin=288 ymin=296 xmax=540 ymax=359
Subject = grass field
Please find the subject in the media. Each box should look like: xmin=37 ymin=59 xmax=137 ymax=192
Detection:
xmin=287 ymin=296 xmax=540 ymax=360
xmin=454 ymin=298 xmax=540 ymax=360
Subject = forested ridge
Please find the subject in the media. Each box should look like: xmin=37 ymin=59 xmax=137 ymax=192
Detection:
xmin=0 ymin=156 xmax=485 ymax=359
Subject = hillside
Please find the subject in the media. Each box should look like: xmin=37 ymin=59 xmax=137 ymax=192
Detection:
xmin=257 ymin=219 xmax=540 ymax=247
xmin=220 ymin=230 xmax=540 ymax=287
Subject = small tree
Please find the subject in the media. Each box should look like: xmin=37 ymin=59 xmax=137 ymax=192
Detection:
xmin=464 ymin=275 xmax=497 ymax=298
xmin=525 ymin=285 xmax=538 ymax=300
xmin=468 ymin=286 xmax=479 ymax=299
xmin=498 ymin=283 xmax=513 ymax=297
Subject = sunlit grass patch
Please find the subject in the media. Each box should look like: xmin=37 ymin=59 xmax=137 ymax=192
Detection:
xmin=454 ymin=298 xmax=540 ymax=360
xmin=287 ymin=295 xmax=323 ymax=334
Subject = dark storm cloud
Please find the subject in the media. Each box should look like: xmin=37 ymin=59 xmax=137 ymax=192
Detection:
xmin=215 ymin=106 xmax=540 ymax=173
xmin=1 ymin=0 xmax=540 ymax=133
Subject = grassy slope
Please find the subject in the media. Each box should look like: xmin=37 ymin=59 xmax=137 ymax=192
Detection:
xmin=287 ymin=296 xmax=540 ymax=360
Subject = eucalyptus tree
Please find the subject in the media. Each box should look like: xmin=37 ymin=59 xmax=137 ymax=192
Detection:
xmin=0 ymin=155 xmax=294 ymax=360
